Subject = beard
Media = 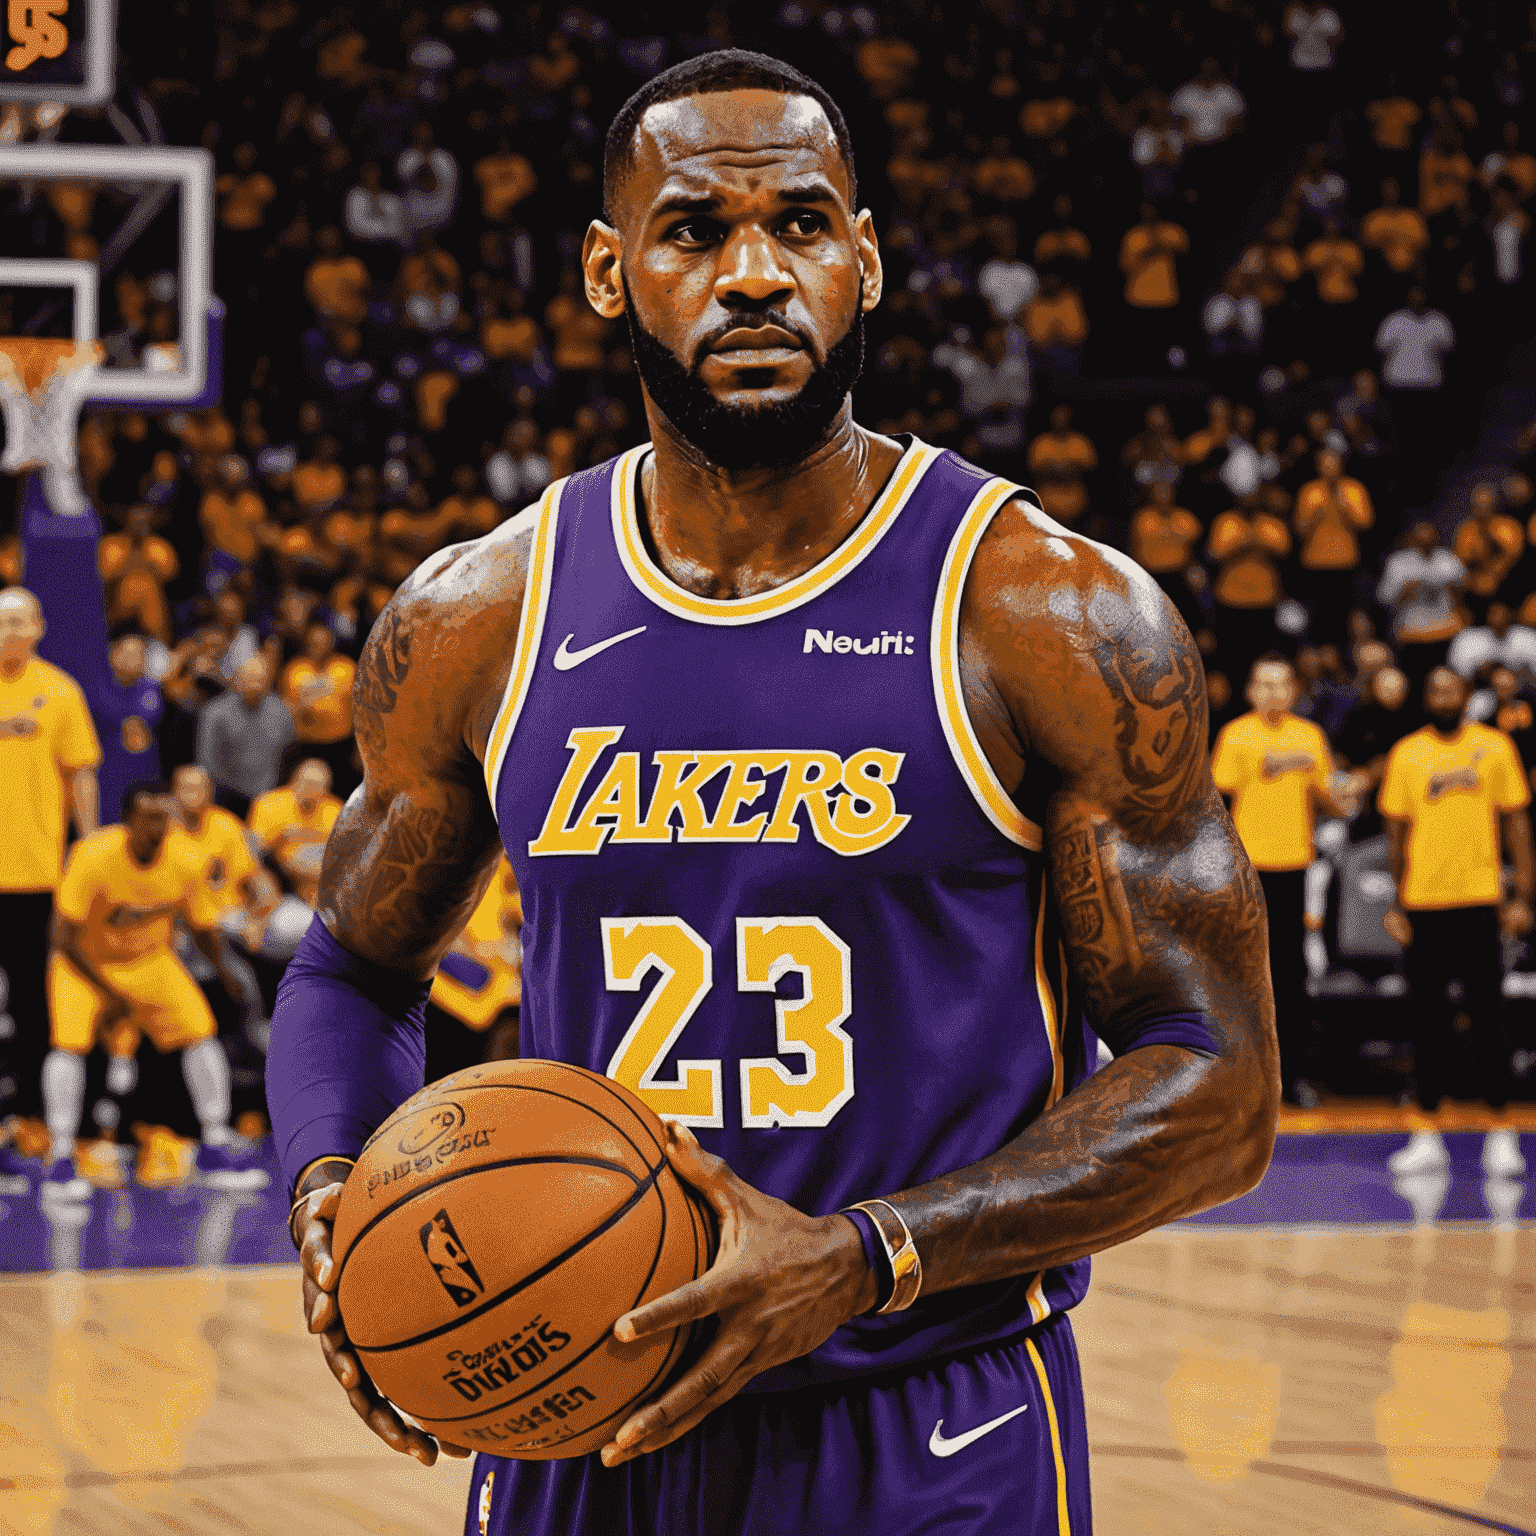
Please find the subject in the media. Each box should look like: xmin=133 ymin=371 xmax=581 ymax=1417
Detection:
xmin=1427 ymin=706 xmax=1464 ymax=732
xmin=624 ymin=285 xmax=864 ymax=473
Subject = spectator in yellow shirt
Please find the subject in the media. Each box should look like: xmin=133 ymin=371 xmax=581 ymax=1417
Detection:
xmin=1293 ymin=449 xmax=1373 ymax=648
xmin=1212 ymin=656 xmax=1353 ymax=1104
xmin=1379 ymin=668 xmax=1532 ymax=1178
xmin=279 ymin=623 xmax=358 ymax=796
xmin=248 ymin=759 xmax=343 ymax=908
xmin=170 ymin=763 xmax=278 ymax=936
xmin=0 ymin=588 xmax=100 ymax=1135
xmin=1453 ymin=481 xmax=1524 ymax=622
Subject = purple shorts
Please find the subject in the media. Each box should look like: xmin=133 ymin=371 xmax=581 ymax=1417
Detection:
xmin=464 ymin=1312 xmax=1091 ymax=1536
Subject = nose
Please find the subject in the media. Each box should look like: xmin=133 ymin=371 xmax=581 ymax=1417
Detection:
xmin=713 ymin=223 xmax=796 ymax=311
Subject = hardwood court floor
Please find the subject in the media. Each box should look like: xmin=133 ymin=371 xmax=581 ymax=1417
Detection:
xmin=1 ymin=1222 xmax=1531 ymax=1536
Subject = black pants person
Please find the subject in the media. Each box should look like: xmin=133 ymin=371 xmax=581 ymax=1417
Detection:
xmin=1258 ymin=868 xmax=1309 ymax=1097
xmin=0 ymin=891 xmax=55 ymax=1121
xmin=1402 ymin=904 xmax=1511 ymax=1113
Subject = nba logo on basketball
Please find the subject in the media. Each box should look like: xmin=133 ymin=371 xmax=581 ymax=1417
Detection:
xmin=477 ymin=1472 xmax=494 ymax=1536
xmin=419 ymin=1209 xmax=485 ymax=1307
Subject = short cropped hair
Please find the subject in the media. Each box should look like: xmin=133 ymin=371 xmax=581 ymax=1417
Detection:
xmin=602 ymin=49 xmax=857 ymax=222
xmin=122 ymin=778 xmax=171 ymax=820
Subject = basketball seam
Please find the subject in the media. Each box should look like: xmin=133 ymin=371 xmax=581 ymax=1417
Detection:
xmin=335 ymin=1152 xmax=647 ymax=1290
xmin=364 ymin=1164 xmax=699 ymax=1433
xmin=352 ymin=1157 xmax=665 ymax=1353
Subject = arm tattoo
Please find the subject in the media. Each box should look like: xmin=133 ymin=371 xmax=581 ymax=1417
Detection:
xmin=1090 ymin=609 xmax=1207 ymax=838
xmin=1049 ymin=796 xmax=1269 ymax=1028
xmin=353 ymin=607 xmax=412 ymax=761
xmin=353 ymin=797 xmax=496 ymax=953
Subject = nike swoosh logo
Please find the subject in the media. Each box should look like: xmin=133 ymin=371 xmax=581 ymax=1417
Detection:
xmin=552 ymin=626 xmax=647 ymax=671
xmin=928 ymin=1404 xmax=1029 ymax=1458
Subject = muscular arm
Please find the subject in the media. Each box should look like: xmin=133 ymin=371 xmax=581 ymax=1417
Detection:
xmin=885 ymin=504 xmax=1279 ymax=1290
xmin=315 ymin=533 xmax=530 ymax=978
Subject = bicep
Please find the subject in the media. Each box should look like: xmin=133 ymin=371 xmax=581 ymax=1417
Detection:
xmin=316 ymin=552 xmax=519 ymax=977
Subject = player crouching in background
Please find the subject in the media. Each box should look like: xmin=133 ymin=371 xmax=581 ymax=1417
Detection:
xmin=39 ymin=781 xmax=268 ymax=1200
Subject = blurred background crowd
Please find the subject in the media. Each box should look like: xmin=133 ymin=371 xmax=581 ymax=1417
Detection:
xmin=4 ymin=0 xmax=1536 ymax=1191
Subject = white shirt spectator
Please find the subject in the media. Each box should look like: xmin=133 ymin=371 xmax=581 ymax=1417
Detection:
xmin=1202 ymin=290 xmax=1264 ymax=346
xmin=977 ymin=258 xmax=1039 ymax=324
xmin=1377 ymin=547 xmax=1466 ymax=641
xmin=1374 ymin=307 xmax=1456 ymax=388
xmin=1447 ymin=622 xmax=1536 ymax=680
xmin=1170 ymin=79 xmax=1246 ymax=144
xmin=397 ymin=145 xmax=459 ymax=232
xmin=485 ymin=447 xmax=552 ymax=506
xmin=1284 ymin=4 xmax=1342 ymax=71
xmin=1132 ymin=125 xmax=1184 ymax=168
xmin=1490 ymin=212 xmax=1527 ymax=284
xmin=344 ymin=183 xmax=407 ymax=245
xmin=1217 ymin=437 xmax=1264 ymax=499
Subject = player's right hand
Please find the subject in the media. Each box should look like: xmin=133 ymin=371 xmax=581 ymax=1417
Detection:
xmin=292 ymin=1181 xmax=472 ymax=1467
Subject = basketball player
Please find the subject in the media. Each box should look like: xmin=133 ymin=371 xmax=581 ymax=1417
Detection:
xmin=274 ymin=53 xmax=1277 ymax=1534
xmin=44 ymin=781 xmax=267 ymax=1195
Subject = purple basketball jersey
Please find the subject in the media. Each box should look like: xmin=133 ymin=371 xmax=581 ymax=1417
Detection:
xmin=487 ymin=436 xmax=1093 ymax=1389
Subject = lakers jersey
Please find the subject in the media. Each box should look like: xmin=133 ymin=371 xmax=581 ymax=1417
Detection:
xmin=487 ymin=437 xmax=1092 ymax=1389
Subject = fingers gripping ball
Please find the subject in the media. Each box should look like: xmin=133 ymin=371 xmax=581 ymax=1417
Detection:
xmin=330 ymin=1060 xmax=714 ymax=1460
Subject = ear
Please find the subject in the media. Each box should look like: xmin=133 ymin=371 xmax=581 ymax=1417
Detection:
xmin=584 ymin=220 xmax=626 ymax=320
xmin=854 ymin=208 xmax=883 ymax=313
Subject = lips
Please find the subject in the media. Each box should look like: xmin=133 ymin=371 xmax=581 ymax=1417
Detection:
xmin=707 ymin=325 xmax=804 ymax=356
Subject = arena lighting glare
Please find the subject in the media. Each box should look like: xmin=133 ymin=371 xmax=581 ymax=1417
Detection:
xmin=0 ymin=143 xmax=214 ymax=406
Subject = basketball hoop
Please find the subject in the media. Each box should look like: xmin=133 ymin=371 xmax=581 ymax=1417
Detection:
xmin=0 ymin=336 xmax=102 ymax=515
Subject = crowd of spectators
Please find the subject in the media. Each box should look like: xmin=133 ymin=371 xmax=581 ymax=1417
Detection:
xmin=6 ymin=0 xmax=1536 ymax=1171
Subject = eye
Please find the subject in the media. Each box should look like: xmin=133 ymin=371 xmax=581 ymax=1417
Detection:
xmin=668 ymin=219 xmax=722 ymax=247
xmin=782 ymin=210 xmax=827 ymax=237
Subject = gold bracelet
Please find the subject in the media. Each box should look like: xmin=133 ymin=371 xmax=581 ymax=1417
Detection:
xmin=845 ymin=1198 xmax=923 ymax=1314
xmin=288 ymin=1157 xmax=357 ymax=1243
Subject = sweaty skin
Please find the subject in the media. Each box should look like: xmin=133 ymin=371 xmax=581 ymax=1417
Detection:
xmin=291 ymin=86 xmax=1278 ymax=1470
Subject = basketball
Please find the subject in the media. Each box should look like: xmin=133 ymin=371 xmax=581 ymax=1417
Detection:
xmin=329 ymin=1060 xmax=714 ymax=1460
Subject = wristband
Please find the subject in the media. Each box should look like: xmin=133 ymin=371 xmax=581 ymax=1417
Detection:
xmin=841 ymin=1198 xmax=922 ymax=1314
xmin=840 ymin=1207 xmax=891 ymax=1312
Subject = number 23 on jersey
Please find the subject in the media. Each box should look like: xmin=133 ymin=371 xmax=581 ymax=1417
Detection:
xmin=600 ymin=916 xmax=854 ymax=1130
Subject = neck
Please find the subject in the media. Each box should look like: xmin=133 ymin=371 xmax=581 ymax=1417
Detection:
xmin=0 ymin=655 xmax=26 ymax=680
xmin=638 ymin=406 xmax=902 ymax=601
xmin=1432 ymin=721 xmax=1462 ymax=739
xmin=127 ymin=838 xmax=160 ymax=866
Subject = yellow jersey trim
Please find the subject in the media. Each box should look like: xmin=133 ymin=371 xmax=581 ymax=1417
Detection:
xmin=930 ymin=478 xmax=1043 ymax=850
xmin=609 ymin=438 xmax=942 ymax=626
xmin=1026 ymin=1335 xmax=1074 ymax=1536
xmin=484 ymin=481 xmax=563 ymax=812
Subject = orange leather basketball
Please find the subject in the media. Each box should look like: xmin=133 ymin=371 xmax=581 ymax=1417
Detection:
xmin=331 ymin=1059 xmax=713 ymax=1459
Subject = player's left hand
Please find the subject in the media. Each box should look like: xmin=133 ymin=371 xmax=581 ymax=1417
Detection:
xmin=599 ymin=1122 xmax=878 ymax=1467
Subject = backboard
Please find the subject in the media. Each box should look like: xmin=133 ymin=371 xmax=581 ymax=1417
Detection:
xmin=0 ymin=143 xmax=217 ymax=411
xmin=0 ymin=0 xmax=117 ymax=106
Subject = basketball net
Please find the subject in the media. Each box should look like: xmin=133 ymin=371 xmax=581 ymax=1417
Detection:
xmin=0 ymin=336 xmax=102 ymax=515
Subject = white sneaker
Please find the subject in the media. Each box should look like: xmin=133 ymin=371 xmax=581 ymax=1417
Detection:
xmin=1482 ymin=1128 xmax=1527 ymax=1178
xmin=1388 ymin=1129 xmax=1449 ymax=1175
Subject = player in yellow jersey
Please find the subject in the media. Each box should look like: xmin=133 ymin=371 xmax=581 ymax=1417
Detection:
xmin=1212 ymin=655 xmax=1356 ymax=1105
xmin=41 ymin=781 xmax=266 ymax=1201
xmin=1379 ymin=668 xmax=1533 ymax=1178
